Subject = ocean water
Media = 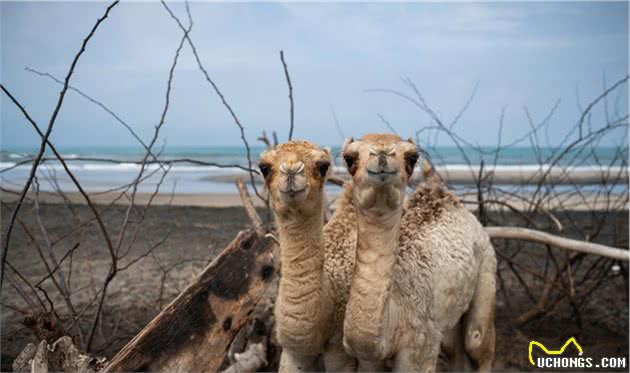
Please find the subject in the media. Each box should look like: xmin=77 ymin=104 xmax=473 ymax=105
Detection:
xmin=1 ymin=145 xmax=627 ymax=194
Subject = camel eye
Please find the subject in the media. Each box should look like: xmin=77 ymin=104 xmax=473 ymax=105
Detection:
xmin=316 ymin=161 xmax=330 ymax=177
xmin=343 ymin=154 xmax=355 ymax=169
xmin=406 ymin=153 xmax=419 ymax=168
xmin=404 ymin=153 xmax=419 ymax=176
xmin=259 ymin=164 xmax=271 ymax=178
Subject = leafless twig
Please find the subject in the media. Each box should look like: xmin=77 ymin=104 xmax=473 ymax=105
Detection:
xmin=280 ymin=51 xmax=294 ymax=141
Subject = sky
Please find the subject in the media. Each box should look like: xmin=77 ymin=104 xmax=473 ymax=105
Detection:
xmin=1 ymin=1 xmax=628 ymax=149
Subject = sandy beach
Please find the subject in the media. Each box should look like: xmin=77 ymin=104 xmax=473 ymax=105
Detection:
xmin=0 ymin=199 xmax=627 ymax=371
xmin=0 ymin=190 xmax=265 ymax=208
xmin=0 ymin=157 xmax=627 ymax=372
xmin=2 ymin=1 xmax=627 ymax=370
xmin=1 ymin=187 xmax=626 ymax=211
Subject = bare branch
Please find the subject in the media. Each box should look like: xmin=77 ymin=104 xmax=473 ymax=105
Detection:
xmin=0 ymin=0 xmax=119 ymax=293
xmin=377 ymin=113 xmax=398 ymax=135
xmin=160 ymin=1 xmax=265 ymax=202
xmin=487 ymin=227 xmax=629 ymax=261
xmin=280 ymin=50 xmax=295 ymax=140
xmin=330 ymin=104 xmax=345 ymax=140
xmin=236 ymin=177 xmax=265 ymax=237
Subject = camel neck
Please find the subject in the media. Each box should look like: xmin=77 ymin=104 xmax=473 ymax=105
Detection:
xmin=274 ymin=208 xmax=329 ymax=352
xmin=355 ymin=207 xmax=402 ymax=255
xmin=344 ymin=190 xmax=403 ymax=359
xmin=276 ymin=211 xmax=325 ymax=272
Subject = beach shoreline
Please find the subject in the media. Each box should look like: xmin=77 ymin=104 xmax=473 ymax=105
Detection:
xmin=2 ymin=188 xmax=626 ymax=211
xmin=204 ymin=166 xmax=630 ymax=186
xmin=1 ymin=165 xmax=627 ymax=197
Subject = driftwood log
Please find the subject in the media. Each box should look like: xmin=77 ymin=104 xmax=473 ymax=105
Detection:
xmin=12 ymin=336 xmax=105 ymax=373
xmin=235 ymin=177 xmax=265 ymax=237
xmin=103 ymin=230 xmax=277 ymax=372
xmin=486 ymin=226 xmax=629 ymax=261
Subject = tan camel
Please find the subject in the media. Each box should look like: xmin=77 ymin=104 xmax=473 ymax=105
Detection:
xmin=341 ymin=134 xmax=496 ymax=372
xmin=258 ymin=140 xmax=357 ymax=372
xmin=407 ymin=164 xmax=496 ymax=372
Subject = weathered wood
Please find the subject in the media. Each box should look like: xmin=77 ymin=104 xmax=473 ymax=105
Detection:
xmin=13 ymin=336 xmax=103 ymax=373
xmin=31 ymin=341 xmax=48 ymax=373
xmin=103 ymin=230 xmax=277 ymax=372
xmin=222 ymin=342 xmax=267 ymax=373
xmin=12 ymin=342 xmax=36 ymax=372
xmin=486 ymin=226 xmax=630 ymax=261
xmin=49 ymin=336 xmax=103 ymax=372
xmin=235 ymin=177 xmax=265 ymax=237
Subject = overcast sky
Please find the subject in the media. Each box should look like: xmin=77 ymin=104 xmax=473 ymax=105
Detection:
xmin=1 ymin=1 xmax=628 ymax=149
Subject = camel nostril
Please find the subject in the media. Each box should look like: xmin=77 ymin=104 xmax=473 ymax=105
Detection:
xmin=286 ymin=173 xmax=295 ymax=189
xmin=378 ymin=154 xmax=387 ymax=169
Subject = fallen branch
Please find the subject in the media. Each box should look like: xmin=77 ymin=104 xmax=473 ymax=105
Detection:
xmin=486 ymin=226 xmax=629 ymax=261
xmin=31 ymin=341 xmax=48 ymax=373
xmin=103 ymin=230 xmax=276 ymax=372
xmin=12 ymin=336 xmax=104 ymax=373
xmin=13 ymin=343 xmax=37 ymax=373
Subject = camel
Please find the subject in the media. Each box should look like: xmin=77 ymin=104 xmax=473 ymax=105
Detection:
xmin=258 ymin=140 xmax=358 ymax=372
xmin=341 ymin=133 xmax=497 ymax=372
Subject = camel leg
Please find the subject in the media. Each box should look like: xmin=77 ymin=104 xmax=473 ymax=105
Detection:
xmin=443 ymin=320 xmax=473 ymax=372
xmin=472 ymin=321 xmax=495 ymax=373
xmin=357 ymin=359 xmax=387 ymax=372
xmin=393 ymin=332 xmax=440 ymax=373
xmin=441 ymin=325 xmax=456 ymax=369
xmin=393 ymin=347 xmax=439 ymax=373
xmin=323 ymin=333 xmax=358 ymax=372
xmin=464 ymin=248 xmax=497 ymax=372
xmin=279 ymin=350 xmax=321 ymax=372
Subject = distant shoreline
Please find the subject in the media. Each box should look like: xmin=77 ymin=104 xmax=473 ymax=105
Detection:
xmin=2 ymin=188 xmax=626 ymax=211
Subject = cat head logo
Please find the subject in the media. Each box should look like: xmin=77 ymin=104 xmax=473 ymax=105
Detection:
xmin=528 ymin=337 xmax=584 ymax=366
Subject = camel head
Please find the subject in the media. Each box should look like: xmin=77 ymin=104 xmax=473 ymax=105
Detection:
xmin=342 ymin=133 xmax=418 ymax=212
xmin=259 ymin=140 xmax=331 ymax=219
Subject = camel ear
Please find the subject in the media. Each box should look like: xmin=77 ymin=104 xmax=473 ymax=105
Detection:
xmin=420 ymin=159 xmax=439 ymax=183
xmin=407 ymin=137 xmax=416 ymax=145
xmin=260 ymin=147 xmax=276 ymax=160
xmin=342 ymin=137 xmax=360 ymax=175
xmin=342 ymin=137 xmax=354 ymax=151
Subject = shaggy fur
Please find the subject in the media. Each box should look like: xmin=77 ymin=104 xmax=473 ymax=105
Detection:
xmin=262 ymin=137 xmax=496 ymax=372
xmin=342 ymin=134 xmax=497 ymax=372
xmin=403 ymin=170 xmax=497 ymax=371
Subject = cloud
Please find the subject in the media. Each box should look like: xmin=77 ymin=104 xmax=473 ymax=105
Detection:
xmin=1 ymin=2 xmax=627 ymax=147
